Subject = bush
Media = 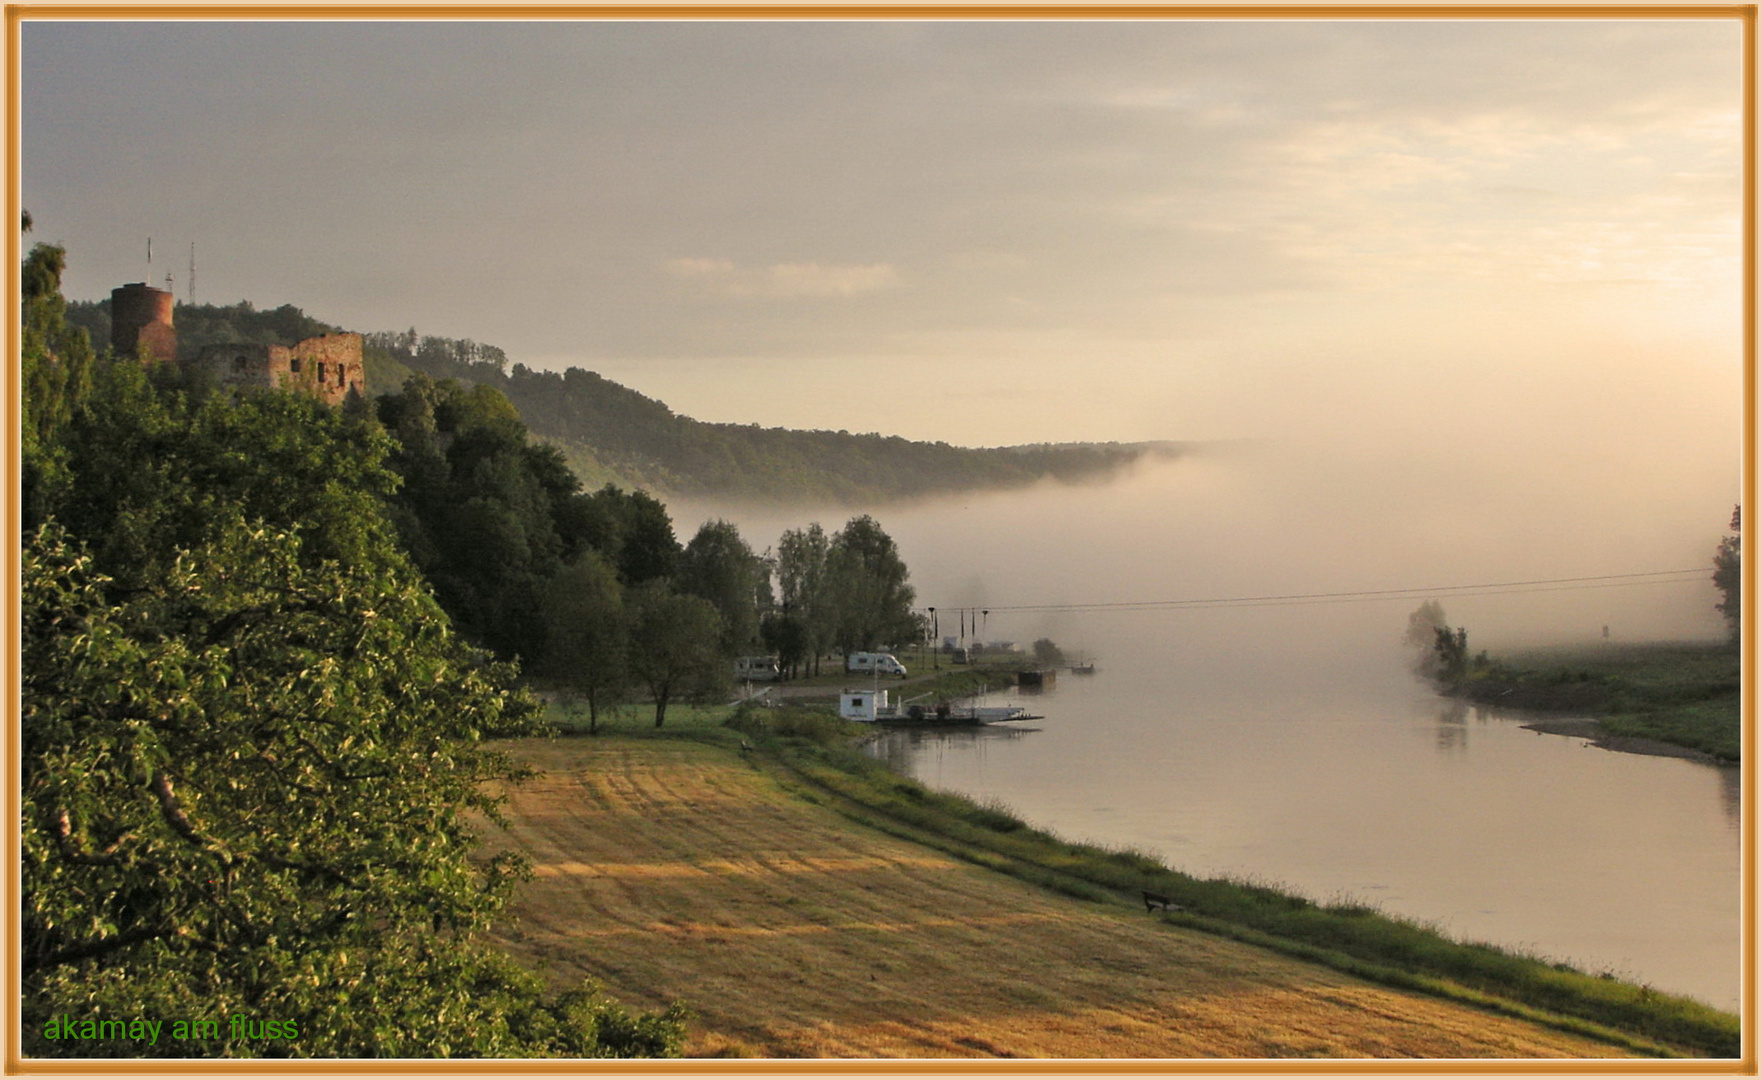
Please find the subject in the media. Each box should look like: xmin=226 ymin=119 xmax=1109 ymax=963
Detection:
xmin=725 ymin=702 xmax=860 ymax=747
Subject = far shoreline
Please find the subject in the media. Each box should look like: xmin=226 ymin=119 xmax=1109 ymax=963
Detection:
xmin=1440 ymin=640 xmax=1741 ymax=766
xmin=1515 ymin=716 xmax=1731 ymax=767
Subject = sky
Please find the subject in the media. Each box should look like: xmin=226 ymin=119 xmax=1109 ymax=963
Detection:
xmin=20 ymin=16 xmax=1744 ymax=456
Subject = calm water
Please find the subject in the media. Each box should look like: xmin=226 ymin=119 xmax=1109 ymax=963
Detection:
xmin=865 ymin=666 xmax=1741 ymax=1012
xmin=672 ymin=450 xmax=1745 ymax=1012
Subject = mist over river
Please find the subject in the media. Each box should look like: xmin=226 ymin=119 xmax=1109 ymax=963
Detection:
xmin=668 ymin=444 xmax=1742 ymax=1011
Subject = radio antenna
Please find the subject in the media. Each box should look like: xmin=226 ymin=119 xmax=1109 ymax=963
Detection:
xmin=188 ymin=243 xmax=196 ymax=304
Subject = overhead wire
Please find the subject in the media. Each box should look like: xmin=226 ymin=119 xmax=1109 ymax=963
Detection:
xmin=963 ymin=568 xmax=1710 ymax=615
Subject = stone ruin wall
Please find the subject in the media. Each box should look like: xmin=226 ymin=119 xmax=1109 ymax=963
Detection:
xmin=194 ymin=332 xmax=365 ymax=407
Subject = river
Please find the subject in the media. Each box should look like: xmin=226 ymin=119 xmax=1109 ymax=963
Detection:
xmin=668 ymin=446 xmax=1743 ymax=1012
xmin=863 ymin=671 xmax=1740 ymax=1012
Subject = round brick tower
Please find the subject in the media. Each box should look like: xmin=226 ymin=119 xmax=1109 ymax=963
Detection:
xmin=111 ymin=282 xmax=177 ymax=362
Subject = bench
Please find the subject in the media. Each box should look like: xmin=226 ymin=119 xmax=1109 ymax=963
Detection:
xmin=1143 ymin=890 xmax=1182 ymax=915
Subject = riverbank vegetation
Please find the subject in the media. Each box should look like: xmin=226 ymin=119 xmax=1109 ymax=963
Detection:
xmin=1404 ymin=594 xmax=1740 ymax=763
xmin=1443 ymin=642 xmax=1741 ymax=763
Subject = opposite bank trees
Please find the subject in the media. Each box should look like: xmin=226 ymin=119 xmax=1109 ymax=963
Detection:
xmin=19 ymin=244 xmax=685 ymax=1057
xmin=1713 ymin=505 xmax=1741 ymax=642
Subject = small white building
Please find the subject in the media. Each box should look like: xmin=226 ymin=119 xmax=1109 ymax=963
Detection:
xmin=838 ymin=688 xmax=892 ymax=723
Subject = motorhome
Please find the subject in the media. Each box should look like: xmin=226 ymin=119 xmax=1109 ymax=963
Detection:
xmin=846 ymin=651 xmax=907 ymax=677
xmin=733 ymin=656 xmax=781 ymax=682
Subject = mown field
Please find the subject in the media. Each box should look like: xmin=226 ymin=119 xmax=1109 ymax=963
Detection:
xmin=473 ymin=734 xmax=1656 ymax=1059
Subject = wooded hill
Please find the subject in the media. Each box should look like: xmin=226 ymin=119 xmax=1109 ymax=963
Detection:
xmin=67 ymin=297 xmax=1186 ymax=501
xmin=362 ymin=330 xmax=1186 ymax=502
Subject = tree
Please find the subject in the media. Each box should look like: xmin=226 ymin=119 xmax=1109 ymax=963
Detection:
xmin=21 ymin=516 xmax=685 ymax=1057
xmin=776 ymin=523 xmax=832 ymax=676
xmin=1032 ymin=638 xmax=1066 ymax=667
xmin=678 ymin=519 xmax=769 ymax=656
xmin=625 ymin=581 xmax=728 ymax=728
xmin=1403 ymin=600 xmax=1447 ymax=676
xmin=566 ymin=484 xmax=681 ymax=586
xmin=1432 ymin=625 xmax=1470 ymax=682
xmin=376 ymin=375 xmax=602 ymax=663
xmin=1403 ymin=600 xmax=1472 ymax=682
xmin=826 ymin=515 xmax=917 ymax=657
xmin=1714 ymin=505 xmax=1741 ymax=642
xmin=1403 ymin=599 xmax=1448 ymax=652
xmin=43 ymin=354 xmax=402 ymax=592
xmin=760 ymin=610 xmax=811 ymax=680
xmin=21 ymin=243 xmax=98 ymax=527
xmin=536 ymin=552 xmax=628 ymax=732
xmin=19 ymin=259 xmax=686 ymax=1055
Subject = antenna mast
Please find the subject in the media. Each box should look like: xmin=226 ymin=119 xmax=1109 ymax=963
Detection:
xmin=188 ymin=243 xmax=196 ymax=304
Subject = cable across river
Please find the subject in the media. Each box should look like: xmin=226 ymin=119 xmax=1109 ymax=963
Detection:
xmin=957 ymin=568 xmax=1711 ymax=615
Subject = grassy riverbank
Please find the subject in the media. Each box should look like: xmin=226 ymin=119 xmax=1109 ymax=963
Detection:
xmin=477 ymin=709 xmax=1739 ymax=1058
xmin=1445 ymin=641 xmax=1741 ymax=763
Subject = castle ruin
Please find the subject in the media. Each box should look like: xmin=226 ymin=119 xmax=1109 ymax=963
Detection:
xmin=109 ymin=280 xmax=365 ymax=407
xmin=193 ymin=334 xmax=366 ymax=408
xmin=110 ymin=282 xmax=177 ymax=363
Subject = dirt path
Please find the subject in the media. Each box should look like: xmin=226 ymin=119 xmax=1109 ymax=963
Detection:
xmin=476 ymin=737 xmax=1633 ymax=1060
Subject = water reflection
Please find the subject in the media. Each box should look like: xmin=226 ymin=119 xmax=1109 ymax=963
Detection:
xmin=865 ymin=724 xmax=1035 ymax=777
xmin=1434 ymin=701 xmax=1469 ymax=754
xmin=1718 ymin=766 xmax=1743 ymax=830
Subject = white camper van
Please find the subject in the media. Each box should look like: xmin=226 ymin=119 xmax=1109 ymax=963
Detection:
xmin=846 ymin=651 xmax=907 ymax=677
xmin=733 ymin=656 xmax=781 ymax=682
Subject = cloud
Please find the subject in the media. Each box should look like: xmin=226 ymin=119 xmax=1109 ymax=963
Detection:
xmin=665 ymin=257 xmax=901 ymax=298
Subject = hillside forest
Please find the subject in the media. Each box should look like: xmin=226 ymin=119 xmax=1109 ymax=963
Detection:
xmin=23 ymin=244 xmax=931 ymax=1057
xmin=64 ymin=296 xmax=1185 ymax=502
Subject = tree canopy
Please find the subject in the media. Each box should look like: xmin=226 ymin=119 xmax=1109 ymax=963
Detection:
xmin=373 ymin=327 xmax=1175 ymax=502
xmin=625 ymin=582 xmax=729 ymax=728
xmin=1714 ymin=505 xmax=1741 ymax=642
xmin=826 ymin=515 xmax=920 ymax=655
xmin=20 ymin=246 xmax=686 ymax=1057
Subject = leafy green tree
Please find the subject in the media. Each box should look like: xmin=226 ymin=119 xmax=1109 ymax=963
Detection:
xmin=1714 ymin=505 xmax=1741 ymax=642
xmin=760 ymin=610 xmax=811 ymax=680
xmin=41 ymin=355 xmax=400 ymax=591
xmin=826 ymin=515 xmax=918 ymax=657
xmin=21 ymin=243 xmax=98 ymax=527
xmin=19 ymin=263 xmax=686 ymax=1056
xmin=1432 ymin=625 xmax=1470 ymax=682
xmin=376 ymin=376 xmax=595 ymax=661
xmin=625 ymin=581 xmax=728 ymax=728
xmin=776 ymin=523 xmax=832 ymax=676
xmin=536 ymin=551 xmax=629 ymax=732
xmin=21 ymin=518 xmax=685 ymax=1057
xmin=604 ymin=486 xmax=682 ymax=585
xmin=678 ymin=519 xmax=769 ymax=656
